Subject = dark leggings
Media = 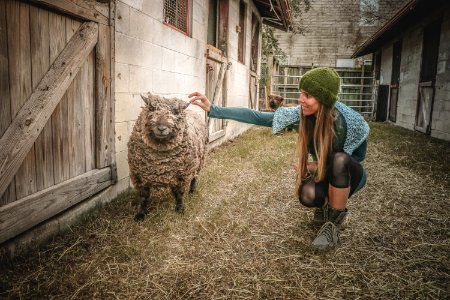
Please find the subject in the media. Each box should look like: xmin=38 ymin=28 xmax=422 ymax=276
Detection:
xmin=299 ymin=152 xmax=364 ymax=208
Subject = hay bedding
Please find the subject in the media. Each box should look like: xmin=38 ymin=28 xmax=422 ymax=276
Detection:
xmin=1 ymin=123 xmax=449 ymax=299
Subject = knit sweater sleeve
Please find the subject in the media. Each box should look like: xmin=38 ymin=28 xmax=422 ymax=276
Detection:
xmin=208 ymin=104 xmax=274 ymax=127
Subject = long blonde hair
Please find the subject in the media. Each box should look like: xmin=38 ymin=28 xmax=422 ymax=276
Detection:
xmin=295 ymin=104 xmax=336 ymax=195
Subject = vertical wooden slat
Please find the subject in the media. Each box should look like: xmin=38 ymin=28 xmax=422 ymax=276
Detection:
xmin=96 ymin=23 xmax=111 ymax=169
xmin=0 ymin=0 xmax=16 ymax=205
xmin=7 ymin=0 xmax=37 ymax=199
xmin=83 ymin=51 xmax=95 ymax=171
xmin=49 ymin=11 xmax=69 ymax=184
xmin=109 ymin=0 xmax=117 ymax=182
xmin=30 ymin=6 xmax=55 ymax=191
xmin=66 ymin=18 xmax=85 ymax=178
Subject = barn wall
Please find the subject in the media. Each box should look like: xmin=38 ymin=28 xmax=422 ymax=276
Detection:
xmin=113 ymin=0 xmax=263 ymax=194
xmin=272 ymin=0 xmax=406 ymax=67
xmin=375 ymin=6 xmax=450 ymax=141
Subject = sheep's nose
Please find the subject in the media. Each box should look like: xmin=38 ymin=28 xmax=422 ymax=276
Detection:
xmin=157 ymin=125 xmax=168 ymax=132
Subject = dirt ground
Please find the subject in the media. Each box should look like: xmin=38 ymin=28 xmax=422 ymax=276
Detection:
xmin=1 ymin=123 xmax=449 ymax=299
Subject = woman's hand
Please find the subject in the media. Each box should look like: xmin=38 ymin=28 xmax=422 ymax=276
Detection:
xmin=188 ymin=92 xmax=211 ymax=112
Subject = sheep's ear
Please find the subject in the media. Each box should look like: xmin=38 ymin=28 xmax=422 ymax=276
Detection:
xmin=181 ymin=101 xmax=190 ymax=110
xmin=141 ymin=94 xmax=149 ymax=106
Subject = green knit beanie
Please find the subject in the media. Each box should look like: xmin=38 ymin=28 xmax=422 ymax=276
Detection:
xmin=299 ymin=67 xmax=340 ymax=107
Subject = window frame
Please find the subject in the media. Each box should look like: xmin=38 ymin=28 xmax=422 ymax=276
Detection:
xmin=163 ymin=0 xmax=191 ymax=36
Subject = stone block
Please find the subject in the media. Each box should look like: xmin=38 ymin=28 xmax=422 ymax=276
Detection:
xmin=115 ymin=121 xmax=128 ymax=153
xmin=129 ymin=66 xmax=153 ymax=94
xmin=116 ymin=150 xmax=130 ymax=181
xmin=116 ymin=1 xmax=130 ymax=34
xmin=115 ymin=93 xmax=144 ymax=122
xmin=115 ymin=63 xmax=129 ymax=93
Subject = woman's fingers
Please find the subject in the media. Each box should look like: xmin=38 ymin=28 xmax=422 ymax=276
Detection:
xmin=188 ymin=92 xmax=211 ymax=112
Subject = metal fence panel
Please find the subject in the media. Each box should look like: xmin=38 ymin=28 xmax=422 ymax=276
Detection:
xmin=270 ymin=69 xmax=375 ymax=119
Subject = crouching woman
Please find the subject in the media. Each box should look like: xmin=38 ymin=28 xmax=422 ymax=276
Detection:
xmin=189 ymin=67 xmax=369 ymax=251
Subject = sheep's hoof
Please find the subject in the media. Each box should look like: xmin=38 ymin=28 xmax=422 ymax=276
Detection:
xmin=175 ymin=204 xmax=185 ymax=214
xmin=134 ymin=212 xmax=146 ymax=221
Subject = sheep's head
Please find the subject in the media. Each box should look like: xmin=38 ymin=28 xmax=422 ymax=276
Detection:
xmin=139 ymin=93 xmax=190 ymax=146
xmin=268 ymin=94 xmax=284 ymax=110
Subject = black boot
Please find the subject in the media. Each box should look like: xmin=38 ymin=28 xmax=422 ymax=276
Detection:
xmin=311 ymin=207 xmax=347 ymax=251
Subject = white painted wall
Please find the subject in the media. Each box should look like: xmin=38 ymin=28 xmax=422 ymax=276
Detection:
xmin=113 ymin=0 xmax=263 ymax=193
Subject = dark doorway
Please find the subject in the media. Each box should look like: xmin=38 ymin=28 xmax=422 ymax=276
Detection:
xmin=376 ymin=85 xmax=389 ymax=121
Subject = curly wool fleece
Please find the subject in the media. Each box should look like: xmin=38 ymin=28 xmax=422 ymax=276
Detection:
xmin=127 ymin=94 xmax=208 ymax=193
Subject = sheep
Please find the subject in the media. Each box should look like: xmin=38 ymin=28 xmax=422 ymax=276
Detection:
xmin=127 ymin=93 xmax=208 ymax=221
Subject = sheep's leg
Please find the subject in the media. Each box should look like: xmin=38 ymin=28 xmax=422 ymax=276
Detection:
xmin=134 ymin=187 xmax=150 ymax=221
xmin=171 ymin=188 xmax=185 ymax=214
xmin=189 ymin=177 xmax=197 ymax=194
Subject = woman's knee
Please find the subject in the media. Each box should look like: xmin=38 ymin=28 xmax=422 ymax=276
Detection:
xmin=331 ymin=152 xmax=351 ymax=170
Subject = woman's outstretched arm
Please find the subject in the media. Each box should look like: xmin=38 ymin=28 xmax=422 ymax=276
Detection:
xmin=188 ymin=92 xmax=274 ymax=127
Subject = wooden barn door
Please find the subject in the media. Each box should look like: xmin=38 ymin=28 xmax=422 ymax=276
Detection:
xmin=0 ymin=0 xmax=114 ymax=244
xmin=206 ymin=0 xmax=229 ymax=142
xmin=415 ymin=19 xmax=441 ymax=134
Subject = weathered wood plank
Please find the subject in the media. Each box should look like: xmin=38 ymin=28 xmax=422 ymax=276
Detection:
xmin=66 ymin=19 xmax=84 ymax=178
xmin=109 ymin=2 xmax=117 ymax=182
xmin=28 ymin=0 xmax=109 ymax=25
xmin=7 ymin=0 xmax=37 ymax=200
xmin=0 ymin=168 xmax=112 ymax=244
xmin=84 ymin=51 xmax=95 ymax=171
xmin=49 ymin=11 xmax=70 ymax=184
xmin=0 ymin=0 xmax=16 ymax=205
xmin=0 ymin=21 xmax=99 ymax=198
xmin=96 ymin=23 xmax=111 ymax=169
xmin=31 ymin=6 xmax=55 ymax=191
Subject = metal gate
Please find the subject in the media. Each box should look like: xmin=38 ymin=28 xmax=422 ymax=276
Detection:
xmin=270 ymin=68 xmax=375 ymax=118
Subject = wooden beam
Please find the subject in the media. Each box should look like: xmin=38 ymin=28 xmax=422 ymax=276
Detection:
xmin=0 ymin=21 xmax=98 ymax=197
xmin=0 ymin=168 xmax=112 ymax=244
xmin=28 ymin=0 xmax=109 ymax=25
xmin=95 ymin=23 xmax=111 ymax=169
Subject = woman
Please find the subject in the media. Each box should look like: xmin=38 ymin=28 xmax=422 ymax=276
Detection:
xmin=189 ymin=67 xmax=369 ymax=251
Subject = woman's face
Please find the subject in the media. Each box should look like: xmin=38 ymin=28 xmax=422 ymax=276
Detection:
xmin=299 ymin=90 xmax=320 ymax=116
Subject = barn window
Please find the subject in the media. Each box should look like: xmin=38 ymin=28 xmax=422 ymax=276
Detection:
xmin=164 ymin=0 xmax=190 ymax=35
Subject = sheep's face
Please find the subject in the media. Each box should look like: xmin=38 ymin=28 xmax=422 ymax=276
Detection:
xmin=140 ymin=94 xmax=188 ymax=145
xmin=268 ymin=95 xmax=284 ymax=110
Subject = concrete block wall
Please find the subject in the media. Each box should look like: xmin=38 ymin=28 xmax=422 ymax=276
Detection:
xmin=113 ymin=0 xmax=263 ymax=194
xmin=432 ymin=8 xmax=450 ymax=141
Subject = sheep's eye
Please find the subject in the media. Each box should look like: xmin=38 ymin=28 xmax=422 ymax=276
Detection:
xmin=148 ymin=105 xmax=155 ymax=112
xmin=172 ymin=108 xmax=180 ymax=114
